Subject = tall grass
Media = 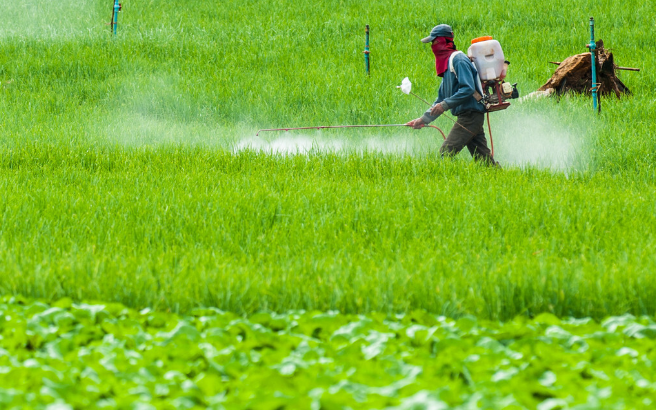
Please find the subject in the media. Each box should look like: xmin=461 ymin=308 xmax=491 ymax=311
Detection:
xmin=2 ymin=146 xmax=655 ymax=319
xmin=0 ymin=0 xmax=654 ymax=319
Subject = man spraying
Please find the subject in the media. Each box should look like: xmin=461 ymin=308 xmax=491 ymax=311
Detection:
xmin=407 ymin=24 xmax=498 ymax=166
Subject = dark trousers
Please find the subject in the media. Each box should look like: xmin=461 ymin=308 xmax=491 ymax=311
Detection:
xmin=439 ymin=111 xmax=497 ymax=165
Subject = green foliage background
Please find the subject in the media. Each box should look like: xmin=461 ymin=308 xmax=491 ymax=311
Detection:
xmin=2 ymin=297 xmax=656 ymax=409
xmin=0 ymin=0 xmax=655 ymax=319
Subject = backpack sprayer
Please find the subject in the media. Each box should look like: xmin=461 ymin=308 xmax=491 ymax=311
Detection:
xmin=397 ymin=36 xmax=519 ymax=157
xmin=467 ymin=36 xmax=519 ymax=112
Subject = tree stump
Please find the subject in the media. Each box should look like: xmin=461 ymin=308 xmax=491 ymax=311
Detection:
xmin=538 ymin=40 xmax=630 ymax=98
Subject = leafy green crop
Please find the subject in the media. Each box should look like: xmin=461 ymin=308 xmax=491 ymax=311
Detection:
xmin=1 ymin=298 xmax=655 ymax=409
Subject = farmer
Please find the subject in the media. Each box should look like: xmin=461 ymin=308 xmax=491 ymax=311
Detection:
xmin=406 ymin=24 xmax=498 ymax=166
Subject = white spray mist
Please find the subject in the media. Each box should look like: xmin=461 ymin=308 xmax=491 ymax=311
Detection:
xmin=0 ymin=0 xmax=102 ymax=39
xmin=233 ymin=134 xmax=419 ymax=155
xmin=492 ymin=101 xmax=589 ymax=171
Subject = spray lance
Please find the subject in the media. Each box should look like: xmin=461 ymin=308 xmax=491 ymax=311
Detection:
xmin=256 ymin=123 xmax=444 ymax=139
xmin=255 ymin=79 xmax=447 ymax=139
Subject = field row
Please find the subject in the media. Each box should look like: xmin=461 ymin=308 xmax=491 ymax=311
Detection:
xmin=2 ymin=148 xmax=656 ymax=319
xmin=1 ymin=297 xmax=655 ymax=409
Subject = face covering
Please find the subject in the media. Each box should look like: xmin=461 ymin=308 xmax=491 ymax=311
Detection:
xmin=431 ymin=37 xmax=457 ymax=77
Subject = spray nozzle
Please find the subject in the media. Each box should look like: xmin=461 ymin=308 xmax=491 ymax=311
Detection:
xmin=396 ymin=77 xmax=412 ymax=95
xmin=396 ymin=77 xmax=432 ymax=106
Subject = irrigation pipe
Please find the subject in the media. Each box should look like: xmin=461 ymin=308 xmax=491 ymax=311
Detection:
xmin=256 ymin=124 xmax=446 ymax=140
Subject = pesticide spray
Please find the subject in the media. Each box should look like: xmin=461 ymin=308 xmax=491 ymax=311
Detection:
xmin=464 ymin=36 xmax=584 ymax=170
xmin=398 ymin=80 xmax=583 ymax=170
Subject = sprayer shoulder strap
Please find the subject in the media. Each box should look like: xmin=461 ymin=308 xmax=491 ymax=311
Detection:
xmin=448 ymin=51 xmax=465 ymax=78
xmin=449 ymin=51 xmax=485 ymax=102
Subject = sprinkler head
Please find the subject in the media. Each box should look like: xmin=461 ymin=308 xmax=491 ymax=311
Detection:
xmin=396 ymin=77 xmax=412 ymax=95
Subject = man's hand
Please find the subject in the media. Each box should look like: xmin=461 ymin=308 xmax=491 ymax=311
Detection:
xmin=430 ymin=102 xmax=446 ymax=117
xmin=405 ymin=118 xmax=425 ymax=129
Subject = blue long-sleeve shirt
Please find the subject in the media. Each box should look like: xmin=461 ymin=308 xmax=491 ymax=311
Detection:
xmin=421 ymin=52 xmax=485 ymax=123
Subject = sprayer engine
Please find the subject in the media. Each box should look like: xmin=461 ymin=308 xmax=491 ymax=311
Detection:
xmin=482 ymin=79 xmax=519 ymax=112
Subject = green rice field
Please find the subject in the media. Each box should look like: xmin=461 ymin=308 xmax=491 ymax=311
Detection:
xmin=1 ymin=0 xmax=655 ymax=407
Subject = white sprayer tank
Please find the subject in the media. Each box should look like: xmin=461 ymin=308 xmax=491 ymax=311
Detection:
xmin=467 ymin=36 xmax=506 ymax=81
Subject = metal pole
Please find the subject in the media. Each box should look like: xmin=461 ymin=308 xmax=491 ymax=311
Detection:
xmin=112 ymin=0 xmax=120 ymax=36
xmin=364 ymin=25 xmax=370 ymax=75
xmin=589 ymin=17 xmax=598 ymax=112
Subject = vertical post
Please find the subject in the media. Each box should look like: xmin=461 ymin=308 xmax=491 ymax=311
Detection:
xmin=364 ymin=25 xmax=370 ymax=75
xmin=112 ymin=0 xmax=120 ymax=36
xmin=589 ymin=17 xmax=598 ymax=112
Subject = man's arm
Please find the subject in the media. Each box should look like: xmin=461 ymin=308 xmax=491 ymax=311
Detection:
xmin=420 ymin=100 xmax=449 ymax=124
xmin=408 ymin=95 xmax=447 ymax=128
